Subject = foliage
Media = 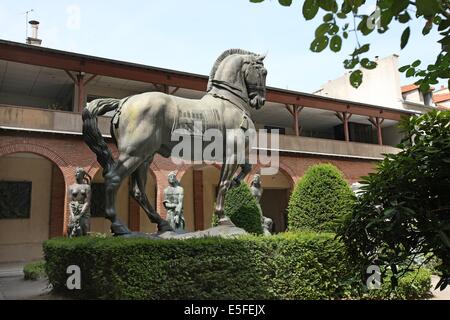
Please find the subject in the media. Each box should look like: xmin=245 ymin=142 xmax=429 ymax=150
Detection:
xmin=43 ymin=233 xmax=431 ymax=299
xmin=223 ymin=183 xmax=263 ymax=234
xmin=250 ymin=0 xmax=450 ymax=91
xmin=23 ymin=260 xmax=46 ymax=280
xmin=44 ymin=233 xmax=352 ymax=299
xmin=288 ymin=163 xmax=355 ymax=232
xmin=365 ymin=268 xmax=432 ymax=300
xmin=338 ymin=110 xmax=450 ymax=290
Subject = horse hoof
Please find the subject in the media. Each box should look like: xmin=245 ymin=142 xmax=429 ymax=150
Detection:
xmin=158 ymin=220 xmax=173 ymax=232
xmin=111 ymin=222 xmax=131 ymax=235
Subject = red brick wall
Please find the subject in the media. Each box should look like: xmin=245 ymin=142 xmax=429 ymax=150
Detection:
xmin=0 ymin=131 xmax=377 ymax=234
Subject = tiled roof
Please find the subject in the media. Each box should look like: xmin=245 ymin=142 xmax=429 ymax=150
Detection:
xmin=433 ymin=93 xmax=450 ymax=103
xmin=401 ymin=84 xmax=419 ymax=93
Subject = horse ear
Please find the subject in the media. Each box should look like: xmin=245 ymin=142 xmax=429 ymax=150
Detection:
xmin=256 ymin=53 xmax=266 ymax=62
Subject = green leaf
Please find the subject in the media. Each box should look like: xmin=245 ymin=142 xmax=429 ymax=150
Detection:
xmin=302 ymin=0 xmax=319 ymax=20
xmin=350 ymin=70 xmax=363 ymax=88
xmin=354 ymin=44 xmax=370 ymax=55
xmin=422 ymin=21 xmax=433 ymax=35
xmin=358 ymin=16 xmax=374 ymax=36
xmin=400 ymin=27 xmax=410 ymax=49
xmin=412 ymin=60 xmax=421 ymax=68
xmin=330 ymin=35 xmax=342 ymax=52
xmin=398 ymin=12 xmax=411 ymax=24
xmin=416 ymin=0 xmax=440 ymax=17
xmin=278 ymin=0 xmax=292 ymax=6
xmin=315 ymin=23 xmax=332 ymax=37
xmin=419 ymin=82 xmax=430 ymax=93
xmin=399 ymin=65 xmax=410 ymax=72
xmin=323 ymin=13 xmax=334 ymax=22
xmin=438 ymin=231 xmax=450 ymax=248
xmin=310 ymin=36 xmax=329 ymax=52
xmin=360 ymin=58 xmax=377 ymax=70
xmin=406 ymin=68 xmax=416 ymax=78
xmin=249 ymin=0 xmax=265 ymax=2
xmin=344 ymin=57 xmax=359 ymax=69
xmin=343 ymin=31 xmax=348 ymax=39
xmin=318 ymin=0 xmax=338 ymax=12
xmin=391 ymin=0 xmax=410 ymax=15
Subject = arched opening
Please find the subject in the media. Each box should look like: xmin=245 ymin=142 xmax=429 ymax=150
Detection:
xmin=257 ymin=168 xmax=294 ymax=233
xmin=180 ymin=165 xmax=221 ymax=231
xmin=0 ymin=152 xmax=65 ymax=262
xmin=138 ymin=169 xmax=157 ymax=233
xmin=89 ymin=168 xmax=130 ymax=234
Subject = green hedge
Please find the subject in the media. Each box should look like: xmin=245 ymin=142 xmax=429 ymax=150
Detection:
xmin=43 ymin=233 xmax=431 ymax=300
xmin=44 ymin=233 xmax=358 ymax=299
xmin=288 ymin=163 xmax=355 ymax=232
xmin=23 ymin=260 xmax=46 ymax=280
xmin=365 ymin=268 xmax=432 ymax=300
xmin=223 ymin=183 xmax=263 ymax=234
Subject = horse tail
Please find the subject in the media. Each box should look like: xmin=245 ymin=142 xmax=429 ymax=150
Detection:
xmin=82 ymin=98 xmax=121 ymax=175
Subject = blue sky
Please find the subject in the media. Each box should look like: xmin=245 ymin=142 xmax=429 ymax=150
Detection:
xmin=0 ymin=0 xmax=443 ymax=92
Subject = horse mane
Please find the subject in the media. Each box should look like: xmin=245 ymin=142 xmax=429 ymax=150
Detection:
xmin=207 ymin=49 xmax=258 ymax=92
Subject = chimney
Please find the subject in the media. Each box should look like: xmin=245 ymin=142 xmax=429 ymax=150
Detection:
xmin=26 ymin=20 xmax=42 ymax=46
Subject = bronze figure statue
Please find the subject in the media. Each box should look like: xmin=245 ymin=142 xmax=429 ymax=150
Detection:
xmin=163 ymin=171 xmax=185 ymax=231
xmin=67 ymin=167 xmax=92 ymax=237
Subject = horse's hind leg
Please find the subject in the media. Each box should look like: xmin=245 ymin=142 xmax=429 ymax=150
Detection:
xmin=104 ymin=154 xmax=143 ymax=235
xmin=130 ymin=158 xmax=173 ymax=232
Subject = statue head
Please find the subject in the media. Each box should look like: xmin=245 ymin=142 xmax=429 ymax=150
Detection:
xmin=252 ymin=174 xmax=261 ymax=186
xmin=168 ymin=171 xmax=178 ymax=185
xmin=75 ymin=167 xmax=91 ymax=185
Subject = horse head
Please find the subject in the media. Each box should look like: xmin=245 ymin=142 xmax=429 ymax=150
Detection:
xmin=243 ymin=54 xmax=267 ymax=110
xmin=207 ymin=49 xmax=268 ymax=110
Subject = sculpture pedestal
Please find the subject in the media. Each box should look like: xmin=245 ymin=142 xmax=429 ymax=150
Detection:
xmin=122 ymin=219 xmax=247 ymax=239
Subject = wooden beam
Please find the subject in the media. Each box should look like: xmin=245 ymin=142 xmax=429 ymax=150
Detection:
xmin=84 ymin=74 xmax=97 ymax=86
xmin=170 ymin=87 xmax=180 ymax=95
xmin=336 ymin=112 xmax=352 ymax=142
xmin=368 ymin=117 xmax=384 ymax=145
xmin=64 ymin=70 xmax=76 ymax=83
xmin=284 ymin=104 xmax=294 ymax=116
xmin=0 ymin=40 xmax=411 ymax=121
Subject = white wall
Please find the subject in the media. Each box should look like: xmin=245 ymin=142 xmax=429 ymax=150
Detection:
xmin=315 ymin=55 xmax=404 ymax=110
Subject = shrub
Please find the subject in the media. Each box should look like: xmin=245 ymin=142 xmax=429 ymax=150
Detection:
xmin=288 ymin=163 xmax=355 ymax=232
xmin=223 ymin=183 xmax=263 ymax=234
xmin=365 ymin=268 xmax=432 ymax=300
xmin=44 ymin=233 xmax=357 ymax=299
xmin=339 ymin=110 xmax=450 ymax=289
xmin=23 ymin=260 xmax=46 ymax=280
xmin=43 ymin=233 xmax=430 ymax=300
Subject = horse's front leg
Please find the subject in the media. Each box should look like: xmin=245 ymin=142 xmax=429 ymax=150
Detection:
xmin=214 ymin=159 xmax=239 ymax=224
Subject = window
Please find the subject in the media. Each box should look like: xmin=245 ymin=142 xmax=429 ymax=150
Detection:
xmin=0 ymin=181 xmax=32 ymax=219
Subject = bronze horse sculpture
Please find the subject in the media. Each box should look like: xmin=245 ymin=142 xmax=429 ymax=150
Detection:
xmin=82 ymin=49 xmax=267 ymax=235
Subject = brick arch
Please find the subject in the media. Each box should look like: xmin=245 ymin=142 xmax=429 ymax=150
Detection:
xmin=0 ymin=142 xmax=68 ymax=172
xmin=0 ymin=143 xmax=68 ymax=238
xmin=248 ymin=162 xmax=295 ymax=188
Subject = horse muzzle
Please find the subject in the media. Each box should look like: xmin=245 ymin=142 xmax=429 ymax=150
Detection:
xmin=249 ymin=93 xmax=266 ymax=109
